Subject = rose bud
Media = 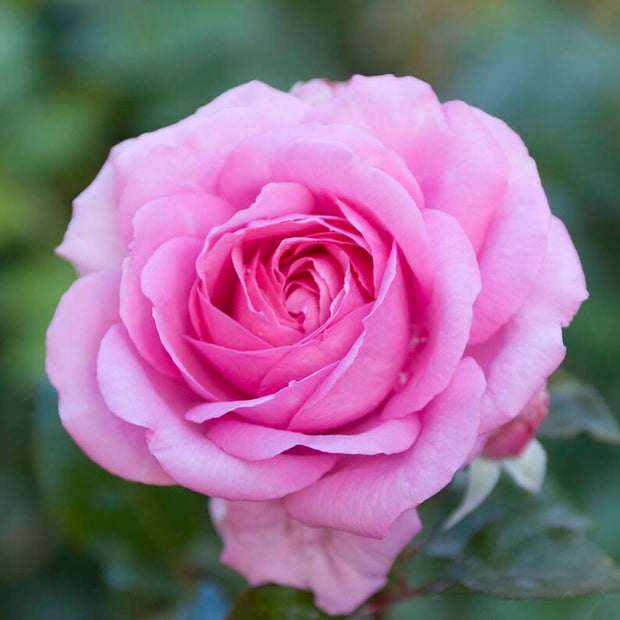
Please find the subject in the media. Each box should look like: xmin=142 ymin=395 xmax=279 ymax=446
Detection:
xmin=483 ymin=386 xmax=550 ymax=459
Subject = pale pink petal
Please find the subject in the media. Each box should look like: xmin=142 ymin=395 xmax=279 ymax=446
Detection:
xmin=432 ymin=101 xmax=509 ymax=252
xmin=96 ymin=324 xmax=337 ymax=499
xmin=120 ymin=192 xmax=235 ymax=377
xmin=290 ymin=78 xmax=345 ymax=105
xmin=305 ymin=74 xmax=449 ymax=203
xmin=211 ymin=499 xmax=422 ymax=615
xmin=205 ymin=413 xmax=421 ymax=459
xmin=468 ymin=107 xmax=551 ymax=344
xmin=382 ymin=209 xmax=481 ymax=418
xmin=45 ymin=270 xmax=172 ymax=484
xmin=285 ymin=358 xmax=485 ymax=537
xmin=56 ymin=162 xmax=127 ymax=276
xmin=198 ymin=80 xmax=311 ymax=119
xmin=113 ymin=107 xmax=302 ymax=243
xmin=469 ymin=217 xmax=588 ymax=433
xmin=217 ymin=122 xmax=424 ymax=213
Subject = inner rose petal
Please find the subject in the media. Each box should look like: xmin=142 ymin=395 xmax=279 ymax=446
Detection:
xmin=197 ymin=214 xmax=376 ymax=347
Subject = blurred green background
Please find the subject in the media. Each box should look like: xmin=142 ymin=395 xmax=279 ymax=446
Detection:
xmin=1 ymin=0 xmax=618 ymax=618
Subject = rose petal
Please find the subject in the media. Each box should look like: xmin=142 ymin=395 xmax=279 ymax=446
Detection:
xmin=469 ymin=216 xmax=588 ymax=433
xmin=205 ymin=412 xmax=421 ymax=459
xmin=96 ymin=324 xmax=337 ymax=499
xmin=285 ymin=358 xmax=485 ymax=537
xmin=211 ymin=499 xmax=421 ymax=616
xmin=121 ymin=192 xmax=235 ymax=377
xmin=56 ymin=161 xmax=128 ymax=276
xmin=217 ymin=122 xmax=424 ymax=212
xmin=198 ymin=80 xmax=311 ymax=120
xmin=191 ymin=304 xmax=367 ymax=396
xmin=382 ymin=209 xmax=481 ymax=417
xmin=305 ymin=74 xmax=448 ymax=204
xmin=185 ymin=361 xmax=338 ymax=429
xmin=45 ymin=270 xmax=172 ymax=484
xmin=288 ymin=244 xmax=410 ymax=432
xmin=140 ymin=236 xmax=242 ymax=400
xmin=468 ymin=107 xmax=551 ymax=344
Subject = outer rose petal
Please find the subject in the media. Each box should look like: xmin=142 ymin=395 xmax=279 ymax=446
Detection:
xmin=382 ymin=208 xmax=481 ymax=418
xmin=290 ymin=78 xmax=345 ymax=105
xmin=58 ymin=83 xmax=306 ymax=275
xmin=304 ymin=74 xmax=449 ymax=203
xmin=97 ymin=324 xmax=338 ymax=500
xmin=56 ymin=162 xmax=127 ymax=276
xmin=469 ymin=217 xmax=588 ymax=433
xmin=114 ymin=108 xmax=289 ymax=243
xmin=305 ymin=76 xmax=508 ymax=253
xmin=45 ymin=270 xmax=172 ymax=484
xmin=285 ymin=358 xmax=486 ymax=537
xmin=198 ymin=80 xmax=311 ymax=119
xmin=211 ymin=499 xmax=422 ymax=615
xmin=467 ymin=106 xmax=551 ymax=344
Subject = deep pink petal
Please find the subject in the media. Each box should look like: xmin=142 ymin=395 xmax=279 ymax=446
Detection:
xmin=45 ymin=270 xmax=172 ymax=484
xmin=205 ymin=412 xmax=421 ymax=459
xmin=96 ymin=324 xmax=337 ymax=499
xmin=468 ymin=217 xmax=588 ymax=433
xmin=120 ymin=193 xmax=235 ymax=377
xmin=211 ymin=499 xmax=421 ymax=615
xmin=185 ymin=362 xmax=338 ymax=429
xmin=269 ymin=139 xmax=433 ymax=298
xmin=191 ymin=285 xmax=272 ymax=350
xmin=258 ymin=304 xmax=368 ymax=395
xmin=140 ymin=236 xmax=242 ymax=400
xmin=190 ymin=304 xmax=366 ymax=396
xmin=382 ymin=209 xmax=481 ymax=417
xmin=285 ymin=358 xmax=485 ymax=537
xmin=288 ymin=245 xmax=409 ymax=432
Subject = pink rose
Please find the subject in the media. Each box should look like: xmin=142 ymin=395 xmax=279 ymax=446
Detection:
xmin=46 ymin=75 xmax=587 ymax=614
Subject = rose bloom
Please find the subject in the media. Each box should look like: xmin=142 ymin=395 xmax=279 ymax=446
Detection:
xmin=46 ymin=75 xmax=587 ymax=614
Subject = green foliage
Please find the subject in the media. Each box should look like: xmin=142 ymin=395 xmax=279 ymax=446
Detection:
xmin=540 ymin=372 xmax=620 ymax=444
xmin=228 ymin=586 xmax=334 ymax=620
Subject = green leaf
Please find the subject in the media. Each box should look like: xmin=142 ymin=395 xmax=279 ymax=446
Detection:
xmin=449 ymin=520 xmax=620 ymax=599
xmin=418 ymin=478 xmax=620 ymax=601
xmin=227 ymin=586 xmax=335 ymax=620
xmin=539 ymin=372 xmax=620 ymax=444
